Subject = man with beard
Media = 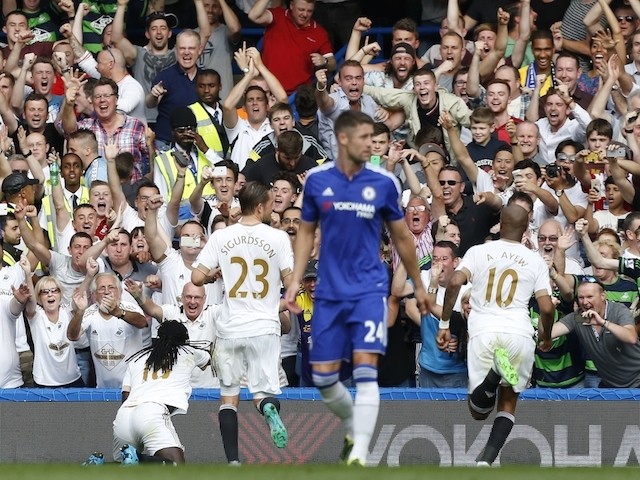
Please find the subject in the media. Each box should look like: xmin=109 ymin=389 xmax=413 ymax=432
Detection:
xmin=358 ymin=42 xmax=417 ymax=91
xmin=112 ymin=0 xmax=210 ymax=127
xmin=248 ymin=102 xmax=327 ymax=164
xmin=281 ymin=206 xmax=302 ymax=244
xmin=316 ymin=61 xmax=378 ymax=161
xmin=527 ymin=87 xmax=591 ymax=164
xmin=190 ymin=160 xmax=239 ymax=236
xmin=243 ymin=131 xmax=317 ymax=186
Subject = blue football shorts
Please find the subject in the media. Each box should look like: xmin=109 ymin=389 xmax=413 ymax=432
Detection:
xmin=310 ymin=294 xmax=388 ymax=363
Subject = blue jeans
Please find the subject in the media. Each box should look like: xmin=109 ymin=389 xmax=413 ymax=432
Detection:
xmin=419 ymin=369 xmax=468 ymax=388
xmin=583 ymin=372 xmax=601 ymax=388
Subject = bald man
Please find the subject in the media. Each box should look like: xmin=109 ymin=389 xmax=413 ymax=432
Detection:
xmin=438 ymin=205 xmax=554 ymax=467
xmin=95 ymin=47 xmax=146 ymax=125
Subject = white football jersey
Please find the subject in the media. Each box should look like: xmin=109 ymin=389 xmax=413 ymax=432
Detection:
xmin=458 ymin=239 xmax=551 ymax=338
xmin=194 ymin=223 xmax=293 ymax=338
xmin=121 ymin=346 xmax=210 ymax=415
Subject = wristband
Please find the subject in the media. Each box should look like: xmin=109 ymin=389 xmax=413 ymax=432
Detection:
xmin=625 ymin=129 xmax=634 ymax=134
xmin=62 ymin=67 xmax=72 ymax=74
xmin=438 ymin=319 xmax=450 ymax=329
xmin=316 ymin=83 xmax=327 ymax=92
xmin=177 ymin=173 xmax=186 ymax=179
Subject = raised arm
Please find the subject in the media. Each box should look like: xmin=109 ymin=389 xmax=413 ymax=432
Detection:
xmin=223 ymin=55 xmax=258 ymax=129
xmin=588 ymin=55 xmax=617 ymax=121
xmin=314 ymin=68 xmax=336 ymax=115
xmin=0 ymin=75 xmax=18 ymax=134
xmin=447 ymin=0 xmax=465 ymax=37
xmin=246 ymin=47 xmax=288 ymax=103
xmin=105 ymin=140 xmax=127 ymax=211
xmin=194 ymin=0 xmax=212 ymax=47
xmin=479 ymin=9 xmax=510 ymax=80
xmin=440 ymin=111 xmax=478 ymax=183
xmin=10 ymin=53 xmax=35 ymax=112
xmin=15 ymin=204 xmax=52 ymax=266
xmin=248 ymin=0 xmax=274 ymax=26
xmin=219 ymin=0 xmax=242 ymax=43
xmin=345 ymin=17 xmax=372 ymax=61
xmin=124 ymin=278 xmax=164 ymax=321
xmin=61 ymin=74 xmax=86 ymax=134
xmin=525 ymin=75 xmax=545 ymax=122
xmin=466 ymin=41 xmax=483 ymax=100
xmin=111 ymin=0 xmax=138 ymax=65
xmin=575 ymin=218 xmax=618 ymax=270
xmin=144 ymin=194 xmax=170 ymax=262
xmin=166 ymin=161 xmax=187 ymax=227
xmin=17 ymin=256 xmax=37 ymax=319
xmin=510 ymin=0 xmax=531 ymax=68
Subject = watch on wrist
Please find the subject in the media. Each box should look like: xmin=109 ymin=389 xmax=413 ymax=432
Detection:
xmin=23 ymin=150 xmax=32 ymax=157
xmin=555 ymin=189 xmax=564 ymax=197
xmin=427 ymin=286 xmax=438 ymax=294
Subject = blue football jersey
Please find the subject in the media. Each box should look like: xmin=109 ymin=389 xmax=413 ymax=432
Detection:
xmin=302 ymin=163 xmax=404 ymax=300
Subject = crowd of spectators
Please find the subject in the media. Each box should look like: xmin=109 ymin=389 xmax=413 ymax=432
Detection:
xmin=1 ymin=0 xmax=640 ymax=390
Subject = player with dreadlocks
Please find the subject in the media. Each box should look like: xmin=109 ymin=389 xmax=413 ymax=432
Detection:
xmin=111 ymin=320 xmax=211 ymax=465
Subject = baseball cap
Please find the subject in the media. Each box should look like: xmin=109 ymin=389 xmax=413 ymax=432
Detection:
xmin=303 ymin=259 xmax=318 ymax=280
xmin=419 ymin=142 xmax=447 ymax=159
xmin=390 ymin=42 xmax=416 ymax=58
xmin=170 ymin=106 xmax=197 ymax=129
xmin=145 ymin=11 xmax=178 ymax=29
xmin=1 ymin=172 xmax=39 ymax=195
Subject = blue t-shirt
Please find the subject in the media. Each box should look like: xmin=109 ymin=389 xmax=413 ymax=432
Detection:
xmin=302 ymin=163 xmax=403 ymax=300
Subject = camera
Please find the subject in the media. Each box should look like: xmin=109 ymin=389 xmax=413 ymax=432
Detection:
xmin=180 ymin=236 xmax=201 ymax=248
xmin=606 ymin=147 xmax=627 ymax=159
xmin=546 ymin=164 xmax=561 ymax=178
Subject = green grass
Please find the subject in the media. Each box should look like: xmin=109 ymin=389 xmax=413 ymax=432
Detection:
xmin=1 ymin=464 xmax=639 ymax=480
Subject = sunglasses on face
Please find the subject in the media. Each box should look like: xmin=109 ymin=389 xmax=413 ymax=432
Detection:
xmin=617 ymin=15 xmax=636 ymax=22
xmin=556 ymin=153 xmax=576 ymax=163
xmin=40 ymin=288 xmax=60 ymax=295
xmin=439 ymin=180 xmax=461 ymax=186
xmin=406 ymin=205 xmax=427 ymax=213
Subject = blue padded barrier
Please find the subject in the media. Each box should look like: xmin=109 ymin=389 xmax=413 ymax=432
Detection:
xmin=2 ymin=387 xmax=640 ymax=402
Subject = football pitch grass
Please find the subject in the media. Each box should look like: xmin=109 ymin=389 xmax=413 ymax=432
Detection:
xmin=1 ymin=464 xmax=639 ymax=480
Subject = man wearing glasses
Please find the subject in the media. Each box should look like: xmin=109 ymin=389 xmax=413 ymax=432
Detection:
xmin=428 ymin=165 xmax=499 ymax=254
xmin=62 ymin=77 xmax=149 ymax=182
xmin=67 ymin=272 xmax=147 ymax=388
xmin=551 ymin=276 xmax=640 ymax=388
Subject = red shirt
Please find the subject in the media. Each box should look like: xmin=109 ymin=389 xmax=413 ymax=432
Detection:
xmin=261 ymin=8 xmax=333 ymax=94
xmin=495 ymin=116 xmax=522 ymax=144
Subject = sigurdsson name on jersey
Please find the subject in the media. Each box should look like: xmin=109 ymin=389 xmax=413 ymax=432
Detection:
xmin=332 ymin=201 xmax=375 ymax=219
xmin=220 ymin=235 xmax=277 ymax=258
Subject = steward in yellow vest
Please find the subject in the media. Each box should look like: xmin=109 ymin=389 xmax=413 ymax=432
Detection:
xmin=153 ymin=106 xmax=226 ymax=219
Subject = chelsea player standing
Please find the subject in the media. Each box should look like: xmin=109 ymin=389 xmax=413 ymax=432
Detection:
xmin=285 ymin=110 xmax=430 ymax=466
